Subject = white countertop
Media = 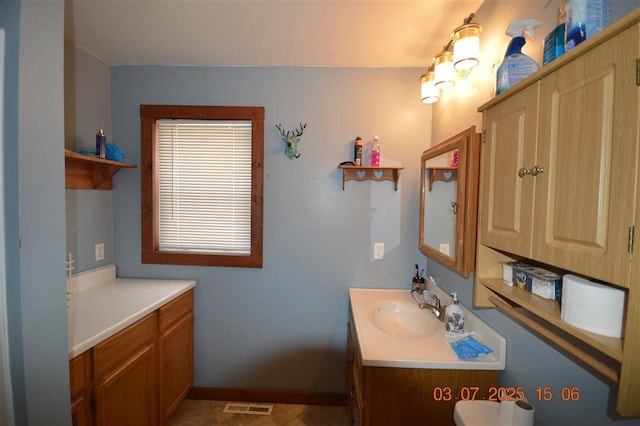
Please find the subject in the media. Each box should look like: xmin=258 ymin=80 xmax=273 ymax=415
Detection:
xmin=349 ymin=288 xmax=506 ymax=369
xmin=67 ymin=264 xmax=196 ymax=358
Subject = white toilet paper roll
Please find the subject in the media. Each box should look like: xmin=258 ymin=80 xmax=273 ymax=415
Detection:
xmin=512 ymin=400 xmax=534 ymax=426
xmin=561 ymin=274 xmax=625 ymax=338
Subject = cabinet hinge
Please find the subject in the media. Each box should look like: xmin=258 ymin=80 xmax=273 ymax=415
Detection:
xmin=636 ymin=59 xmax=640 ymax=86
xmin=479 ymin=213 xmax=483 ymax=226
xmin=482 ymin=130 xmax=487 ymax=143
xmin=629 ymin=226 xmax=635 ymax=254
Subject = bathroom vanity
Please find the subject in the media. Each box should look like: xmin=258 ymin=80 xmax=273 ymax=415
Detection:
xmin=348 ymin=288 xmax=505 ymax=426
xmin=67 ymin=265 xmax=196 ymax=425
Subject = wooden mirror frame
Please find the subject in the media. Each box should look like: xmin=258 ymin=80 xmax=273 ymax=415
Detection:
xmin=419 ymin=126 xmax=481 ymax=277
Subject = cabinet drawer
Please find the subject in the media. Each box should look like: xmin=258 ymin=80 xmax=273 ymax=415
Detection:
xmin=159 ymin=289 xmax=194 ymax=331
xmin=93 ymin=312 xmax=157 ymax=378
xmin=69 ymin=353 xmax=86 ymax=399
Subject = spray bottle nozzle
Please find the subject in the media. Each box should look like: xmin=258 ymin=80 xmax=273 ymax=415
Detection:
xmin=506 ymin=18 xmax=541 ymax=39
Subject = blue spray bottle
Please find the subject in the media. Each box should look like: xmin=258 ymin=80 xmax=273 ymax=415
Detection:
xmin=496 ymin=19 xmax=540 ymax=95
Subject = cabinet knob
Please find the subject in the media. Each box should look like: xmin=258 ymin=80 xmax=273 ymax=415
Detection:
xmin=518 ymin=166 xmax=545 ymax=177
xmin=530 ymin=166 xmax=545 ymax=176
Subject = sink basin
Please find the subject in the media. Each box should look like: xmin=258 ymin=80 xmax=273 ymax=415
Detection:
xmin=350 ymin=288 xmax=506 ymax=369
xmin=370 ymin=300 xmax=438 ymax=339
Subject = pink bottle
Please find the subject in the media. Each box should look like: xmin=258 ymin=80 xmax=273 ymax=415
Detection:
xmin=371 ymin=136 xmax=380 ymax=166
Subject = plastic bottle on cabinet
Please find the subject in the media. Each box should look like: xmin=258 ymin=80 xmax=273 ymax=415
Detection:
xmin=371 ymin=136 xmax=380 ymax=166
xmin=496 ymin=19 xmax=540 ymax=95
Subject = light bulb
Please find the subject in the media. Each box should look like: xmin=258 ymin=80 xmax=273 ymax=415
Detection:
xmin=420 ymin=72 xmax=440 ymax=104
xmin=433 ymin=51 xmax=456 ymax=89
xmin=452 ymin=24 xmax=482 ymax=70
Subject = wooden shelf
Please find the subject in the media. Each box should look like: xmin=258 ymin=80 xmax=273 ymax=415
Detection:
xmin=338 ymin=165 xmax=404 ymax=191
xmin=65 ymin=149 xmax=136 ymax=189
xmin=426 ymin=166 xmax=457 ymax=191
xmin=479 ymin=277 xmax=623 ymax=363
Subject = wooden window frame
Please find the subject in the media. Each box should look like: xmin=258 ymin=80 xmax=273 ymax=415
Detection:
xmin=140 ymin=105 xmax=264 ymax=268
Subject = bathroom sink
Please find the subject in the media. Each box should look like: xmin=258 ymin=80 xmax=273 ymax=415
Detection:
xmin=350 ymin=288 xmax=506 ymax=369
xmin=370 ymin=300 xmax=438 ymax=339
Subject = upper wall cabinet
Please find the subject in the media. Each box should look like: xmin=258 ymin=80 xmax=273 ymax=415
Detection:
xmin=475 ymin=12 xmax=640 ymax=417
xmin=419 ymin=126 xmax=480 ymax=277
xmin=65 ymin=149 xmax=136 ymax=189
xmin=479 ymin=17 xmax=638 ymax=288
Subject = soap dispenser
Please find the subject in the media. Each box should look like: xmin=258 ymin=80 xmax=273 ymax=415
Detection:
xmin=446 ymin=292 xmax=464 ymax=333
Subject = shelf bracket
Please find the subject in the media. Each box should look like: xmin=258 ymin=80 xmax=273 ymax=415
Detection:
xmin=426 ymin=167 xmax=457 ymax=191
xmin=339 ymin=165 xmax=404 ymax=191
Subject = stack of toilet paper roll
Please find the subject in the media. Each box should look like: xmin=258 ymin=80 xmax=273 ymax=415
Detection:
xmin=499 ymin=400 xmax=534 ymax=426
xmin=561 ymin=274 xmax=625 ymax=338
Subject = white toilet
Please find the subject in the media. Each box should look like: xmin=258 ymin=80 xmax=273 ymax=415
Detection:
xmin=453 ymin=400 xmax=534 ymax=426
xmin=453 ymin=401 xmax=500 ymax=425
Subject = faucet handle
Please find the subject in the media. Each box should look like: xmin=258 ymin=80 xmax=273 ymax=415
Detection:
xmin=432 ymin=295 xmax=441 ymax=308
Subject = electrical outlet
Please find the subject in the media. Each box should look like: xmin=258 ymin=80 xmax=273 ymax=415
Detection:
xmin=439 ymin=243 xmax=450 ymax=256
xmin=373 ymin=242 xmax=384 ymax=260
xmin=95 ymin=243 xmax=105 ymax=261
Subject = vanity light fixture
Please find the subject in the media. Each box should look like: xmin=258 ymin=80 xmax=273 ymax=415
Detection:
xmin=452 ymin=20 xmax=482 ymax=70
xmin=420 ymin=13 xmax=482 ymax=103
xmin=433 ymin=51 xmax=456 ymax=89
xmin=420 ymin=69 xmax=440 ymax=104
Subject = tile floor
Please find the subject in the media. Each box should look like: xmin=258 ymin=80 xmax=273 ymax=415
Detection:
xmin=166 ymin=399 xmax=352 ymax=426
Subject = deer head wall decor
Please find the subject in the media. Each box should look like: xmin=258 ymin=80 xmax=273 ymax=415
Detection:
xmin=276 ymin=123 xmax=307 ymax=159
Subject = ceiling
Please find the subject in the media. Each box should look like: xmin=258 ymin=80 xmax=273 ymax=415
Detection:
xmin=65 ymin=0 xmax=485 ymax=68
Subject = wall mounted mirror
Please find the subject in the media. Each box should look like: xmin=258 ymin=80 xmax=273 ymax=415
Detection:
xmin=419 ymin=126 xmax=481 ymax=277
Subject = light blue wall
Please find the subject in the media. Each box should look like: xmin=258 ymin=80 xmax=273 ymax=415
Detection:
xmin=0 ymin=0 xmax=27 ymax=424
xmin=65 ymin=40 xmax=114 ymax=273
xmin=110 ymin=66 xmax=432 ymax=393
xmin=10 ymin=0 xmax=71 ymax=424
xmin=1 ymin=0 xmax=26 ymax=423
xmin=428 ymin=1 xmax=640 ymax=425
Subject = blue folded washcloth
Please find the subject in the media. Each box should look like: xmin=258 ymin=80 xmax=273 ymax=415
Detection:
xmin=105 ymin=143 xmax=125 ymax=162
xmin=450 ymin=336 xmax=493 ymax=359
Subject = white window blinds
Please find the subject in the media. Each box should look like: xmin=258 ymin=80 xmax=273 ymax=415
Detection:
xmin=157 ymin=119 xmax=252 ymax=254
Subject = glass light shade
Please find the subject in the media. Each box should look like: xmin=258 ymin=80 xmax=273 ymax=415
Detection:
xmin=452 ymin=24 xmax=482 ymax=70
xmin=433 ymin=51 xmax=456 ymax=89
xmin=420 ymin=72 xmax=440 ymax=104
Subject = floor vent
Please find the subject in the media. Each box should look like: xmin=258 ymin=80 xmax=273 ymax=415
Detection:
xmin=223 ymin=402 xmax=273 ymax=416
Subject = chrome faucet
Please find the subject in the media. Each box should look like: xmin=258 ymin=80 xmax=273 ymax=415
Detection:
xmin=411 ymin=291 xmax=447 ymax=322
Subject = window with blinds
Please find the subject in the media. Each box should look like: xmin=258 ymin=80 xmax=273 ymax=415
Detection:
xmin=157 ymin=120 xmax=252 ymax=254
xmin=140 ymin=105 xmax=264 ymax=268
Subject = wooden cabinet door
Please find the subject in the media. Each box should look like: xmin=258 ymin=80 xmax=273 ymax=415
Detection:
xmin=93 ymin=313 xmax=158 ymax=426
xmin=71 ymin=396 xmax=88 ymax=426
xmin=95 ymin=343 xmax=157 ymax=426
xmin=70 ymin=354 xmax=88 ymax=426
xmin=534 ymin=24 xmax=639 ymax=287
xmin=159 ymin=313 xmax=193 ymax=424
xmin=158 ymin=290 xmax=194 ymax=424
xmin=479 ymin=84 xmax=539 ymax=258
xmin=347 ymin=325 xmax=364 ymax=426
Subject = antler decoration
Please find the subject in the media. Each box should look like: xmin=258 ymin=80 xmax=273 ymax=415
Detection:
xmin=276 ymin=123 xmax=307 ymax=159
